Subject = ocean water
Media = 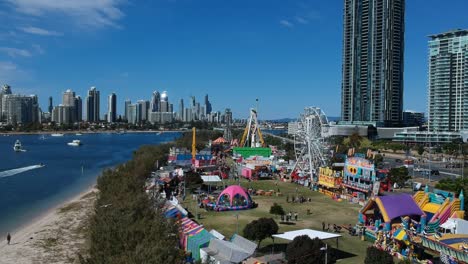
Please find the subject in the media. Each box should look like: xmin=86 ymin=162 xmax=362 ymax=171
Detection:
xmin=0 ymin=132 xmax=180 ymax=235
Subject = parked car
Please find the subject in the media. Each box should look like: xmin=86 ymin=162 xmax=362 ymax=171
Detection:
xmin=431 ymin=170 xmax=440 ymax=176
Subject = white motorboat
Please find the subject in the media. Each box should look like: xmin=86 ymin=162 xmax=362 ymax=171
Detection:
xmin=75 ymin=133 xmax=83 ymax=136
xmin=51 ymin=133 xmax=64 ymax=137
xmin=67 ymin=139 xmax=82 ymax=146
xmin=14 ymin=140 xmax=26 ymax=152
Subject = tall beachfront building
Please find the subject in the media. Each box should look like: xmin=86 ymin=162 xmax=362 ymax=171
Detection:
xmin=108 ymin=93 xmax=117 ymax=123
xmin=86 ymin=87 xmax=100 ymax=122
xmin=341 ymin=0 xmax=405 ymax=127
xmin=151 ymin=91 xmax=161 ymax=112
xmin=428 ymin=29 xmax=468 ymax=132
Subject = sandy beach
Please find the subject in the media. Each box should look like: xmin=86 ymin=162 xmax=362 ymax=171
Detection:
xmin=0 ymin=187 xmax=97 ymax=264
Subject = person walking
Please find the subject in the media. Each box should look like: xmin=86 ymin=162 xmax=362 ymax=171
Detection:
xmin=322 ymin=222 xmax=326 ymax=231
xmin=7 ymin=233 xmax=11 ymax=245
xmin=294 ymin=212 xmax=298 ymax=221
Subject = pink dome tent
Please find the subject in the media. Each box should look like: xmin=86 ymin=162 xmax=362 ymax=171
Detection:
xmin=213 ymin=185 xmax=254 ymax=211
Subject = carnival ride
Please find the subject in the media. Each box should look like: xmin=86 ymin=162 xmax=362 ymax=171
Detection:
xmin=234 ymin=107 xmax=271 ymax=158
xmin=291 ymin=107 xmax=330 ymax=181
xmin=239 ymin=108 xmax=264 ymax=148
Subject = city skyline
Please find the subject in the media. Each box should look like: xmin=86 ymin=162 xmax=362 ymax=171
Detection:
xmin=1 ymin=1 xmax=468 ymax=119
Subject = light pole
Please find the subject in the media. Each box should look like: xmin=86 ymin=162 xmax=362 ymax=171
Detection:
xmin=235 ymin=214 xmax=239 ymax=234
xmin=320 ymin=243 xmax=328 ymax=264
xmin=460 ymin=143 xmax=465 ymax=180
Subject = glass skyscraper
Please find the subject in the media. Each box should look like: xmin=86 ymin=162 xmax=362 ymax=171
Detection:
xmin=341 ymin=0 xmax=405 ymax=127
xmin=86 ymin=87 xmax=100 ymax=122
xmin=428 ymin=29 xmax=468 ymax=132
xmin=108 ymin=93 xmax=117 ymax=123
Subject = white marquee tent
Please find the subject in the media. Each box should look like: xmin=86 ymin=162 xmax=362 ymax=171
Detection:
xmin=273 ymin=229 xmax=342 ymax=247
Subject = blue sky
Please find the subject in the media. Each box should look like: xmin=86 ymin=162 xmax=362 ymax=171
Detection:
xmin=1 ymin=0 xmax=468 ymax=120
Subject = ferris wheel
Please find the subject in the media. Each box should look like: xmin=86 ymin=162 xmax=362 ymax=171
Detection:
xmin=292 ymin=107 xmax=330 ymax=180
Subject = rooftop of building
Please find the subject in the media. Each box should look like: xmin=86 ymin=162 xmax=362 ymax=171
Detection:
xmin=429 ymin=29 xmax=468 ymax=39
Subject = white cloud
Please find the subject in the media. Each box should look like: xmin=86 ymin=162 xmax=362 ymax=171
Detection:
xmin=295 ymin=16 xmax=309 ymax=24
xmin=6 ymin=0 xmax=126 ymax=28
xmin=0 ymin=61 xmax=21 ymax=82
xmin=280 ymin=20 xmax=294 ymax=28
xmin=0 ymin=61 xmax=17 ymax=71
xmin=20 ymin=26 xmax=63 ymax=36
xmin=0 ymin=47 xmax=31 ymax=58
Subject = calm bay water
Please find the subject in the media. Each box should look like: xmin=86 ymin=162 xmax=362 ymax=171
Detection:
xmin=0 ymin=132 xmax=180 ymax=235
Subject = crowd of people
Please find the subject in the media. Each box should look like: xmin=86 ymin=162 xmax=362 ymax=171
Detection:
xmin=280 ymin=211 xmax=299 ymax=222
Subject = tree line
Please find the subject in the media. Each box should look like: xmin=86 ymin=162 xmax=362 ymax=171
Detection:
xmin=80 ymin=130 xmax=221 ymax=263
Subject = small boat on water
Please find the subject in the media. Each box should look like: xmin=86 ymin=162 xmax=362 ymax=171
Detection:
xmin=75 ymin=133 xmax=83 ymax=136
xmin=67 ymin=139 xmax=82 ymax=146
xmin=13 ymin=140 xmax=26 ymax=152
xmin=51 ymin=133 xmax=64 ymax=137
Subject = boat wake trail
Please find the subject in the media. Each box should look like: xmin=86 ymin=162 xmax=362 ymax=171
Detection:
xmin=0 ymin=164 xmax=45 ymax=178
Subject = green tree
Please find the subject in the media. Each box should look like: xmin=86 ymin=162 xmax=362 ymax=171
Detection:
xmin=417 ymin=145 xmax=425 ymax=156
xmin=243 ymin=218 xmax=278 ymax=248
xmin=343 ymin=133 xmax=363 ymax=149
xmin=269 ymin=203 xmax=285 ymax=219
xmin=185 ymin=171 xmax=203 ymax=188
xmin=388 ymin=167 xmax=410 ymax=188
xmin=364 ymin=246 xmax=393 ymax=264
xmin=436 ymin=177 xmax=468 ymax=220
xmin=286 ymin=235 xmax=334 ymax=264
xmin=81 ymin=143 xmax=184 ymax=263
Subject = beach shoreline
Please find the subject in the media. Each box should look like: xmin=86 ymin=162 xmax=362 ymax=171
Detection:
xmin=0 ymin=185 xmax=97 ymax=264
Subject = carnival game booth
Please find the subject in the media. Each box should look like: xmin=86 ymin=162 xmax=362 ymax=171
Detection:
xmin=163 ymin=201 xmax=214 ymax=262
xmin=179 ymin=217 xmax=214 ymax=262
xmin=342 ymin=156 xmax=377 ymax=202
xmin=239 ymin=156 xmax=273 ymax=180
xmin=317 ymin=167 xmax=342 ymax=200
xmin=359 ymin=194 xmax=426 ymax=240
xmin=205 ymin=185 xmax=254 ymax=211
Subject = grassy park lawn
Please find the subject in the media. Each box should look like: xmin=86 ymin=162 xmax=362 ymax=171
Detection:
xmin=181 ymin=179 xmax=371 ymax=264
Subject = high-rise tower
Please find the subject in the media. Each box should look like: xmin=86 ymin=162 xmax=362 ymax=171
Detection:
xmin=204 ymin=94 xmax=212 ymax=115
xmin=179 ymin=99 xmax=184 ymax=121
xmin=86 ymin=87 xmax=100 ymax=122
xmin=341 ymin=0 xmax=405 ymax=127
xmin=428 ymin=29 xmax=468 ymax=132
xmin=108 ymin=93 xmax=117 ymax=123
xmin=48 ymin=96 xmax=53 ymax=113
xmin=151 ymin=91 xmax=160 ymax=112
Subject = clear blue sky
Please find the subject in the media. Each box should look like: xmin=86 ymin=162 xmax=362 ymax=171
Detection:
xmin=1 ymin=0 xmax=468 ymax=120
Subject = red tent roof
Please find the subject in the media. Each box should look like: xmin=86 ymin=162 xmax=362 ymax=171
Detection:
xmin=213 ymin=137 xmax=228 ymax=144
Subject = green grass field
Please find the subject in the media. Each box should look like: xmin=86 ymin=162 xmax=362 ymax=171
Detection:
xmin=181 ymin=179 xmax=371 ymax=263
